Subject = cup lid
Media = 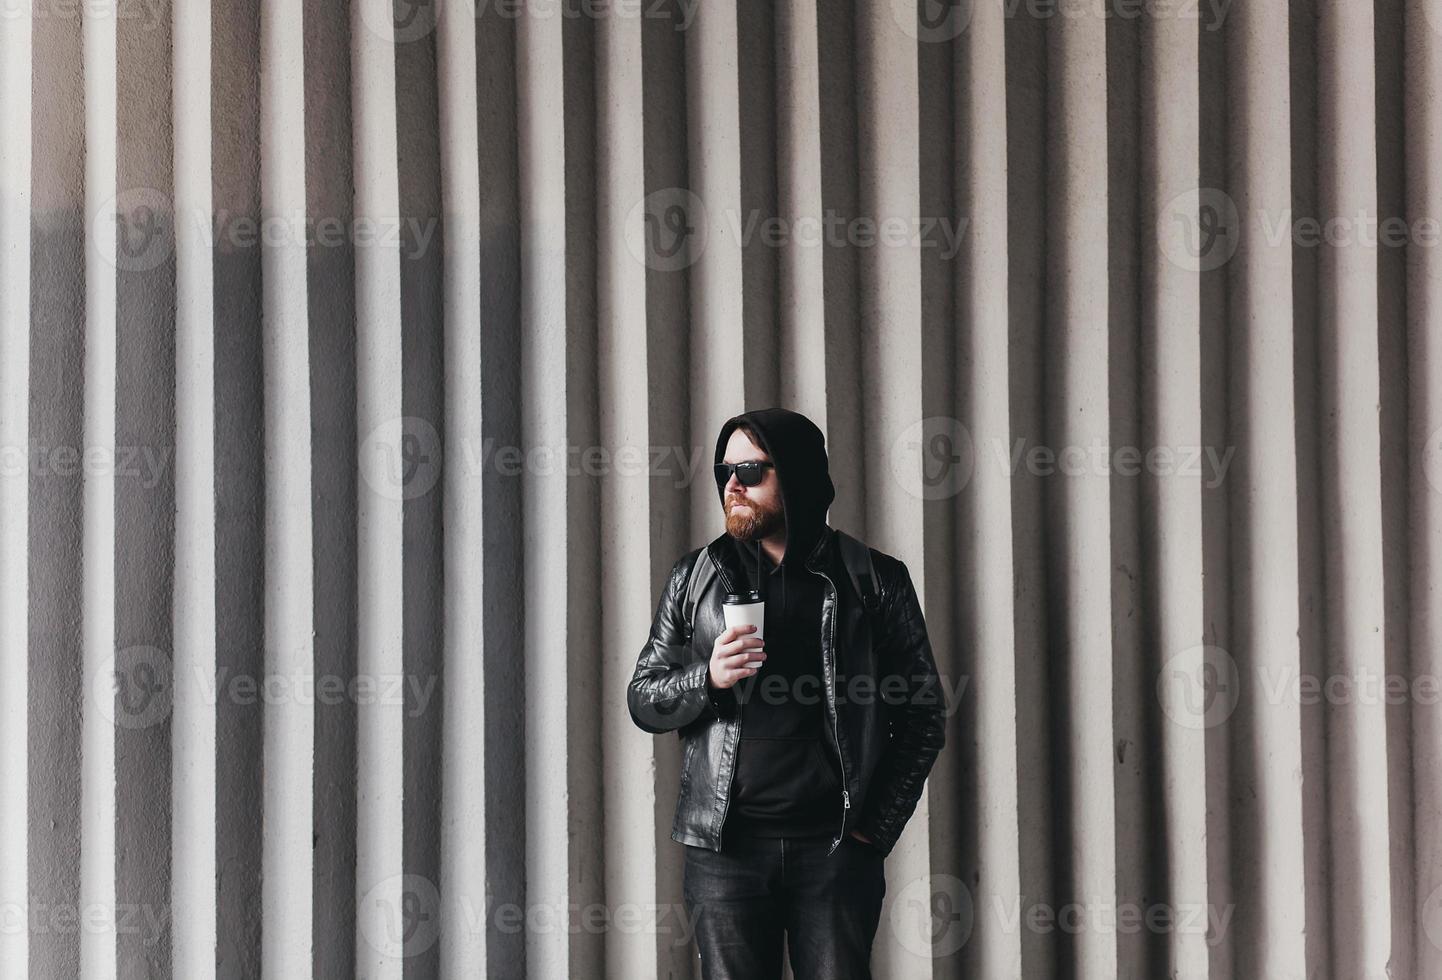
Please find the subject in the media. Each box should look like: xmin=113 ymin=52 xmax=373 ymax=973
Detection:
xmin=723 ymin=591 xmax=762 ymax=604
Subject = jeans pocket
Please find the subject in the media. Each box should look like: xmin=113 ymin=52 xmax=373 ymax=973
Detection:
xmin=843 ymin=833 xmax=883 ymax=863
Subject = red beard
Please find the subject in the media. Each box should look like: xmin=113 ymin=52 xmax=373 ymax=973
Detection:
xmin=724 ymin=493 xmax=784 ymax=541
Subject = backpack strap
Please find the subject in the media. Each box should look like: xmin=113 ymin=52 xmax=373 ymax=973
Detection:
xmin=683 ymin=548 xmax=718 ymax=638
xmin=836 ymin=530 xmax=880 ymax=614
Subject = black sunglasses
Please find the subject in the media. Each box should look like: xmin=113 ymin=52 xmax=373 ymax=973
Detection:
xmin=714 ymin=460 xmax=775 ymax=488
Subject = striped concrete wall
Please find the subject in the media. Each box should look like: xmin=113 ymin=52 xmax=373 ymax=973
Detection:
xmin=0 ymin=0 xmax=1436 ymax=978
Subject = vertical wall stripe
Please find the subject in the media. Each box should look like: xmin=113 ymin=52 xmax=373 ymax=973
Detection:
xmin=596 ymin=6 xmax=653 ymax=980
xmin=737 ymin=0 xmax=780 ymax=405
xmin=1228 ymin=1 xmax=1308 ymax=976
xmin=172 ymin=0 xmax=217 ymax=970
xmin=353 ymin=0 xmax=405 ymax=973
xmin=1374 ymin=3 xmax=1415 ymax=980
xmin=1317 ymin=0 xmax=1391 ymax=975
xmin=1290 ymin=5 xmax=1329 ymax=978
xmin=915 ymin=10 xmax=961 ymax=979
xmin=685 ymin=0 xmax=746 ymax=546
xmin=1047 ymin=7 xmax=1116 ymax=977
xmin=957 ymin=0 xmax=1022 ymax=976
xmin=1004 ymin=5 xmax=1057 ymax=976
xmin=436 ymin=0 xmax=485 ymax=973
xmin=0 ymin=2 xmax=30 ymax=975
xmin=114 ymin=0 xmax=176 ymax=972
xmin=1142 ymin=6 xmax=1208 ymax=980
xmin=518 ymin=3 xmax=602 ymax=976
xmin=1105 ymin=13 xmax=1161 ymax=980
xmin=566 ymin=0 xmax=600 ymax=964
xmin=394 ymin=2 xmax=446 ymax=975
xmin=597 ymin=4 xmax=700 ymax=976
xmin=1407 ymin=2 xmax=1442 ymax=978
xmin=775 ymin=0 xmax=823 ymax=417
xmin=81 ymin=4 xmax=119 ymax=977
xmin=1286 ymin=9 xmax=1333 ymax=978
xmin=638 ymin=0 xmax=694 ymax=588
xmin=211 ymin=0 xmax=266 ymax=970
xmin=28 ymin=3 xmax=83 ymax=976
xmin=1197 ymin=10 xmax=1235 ymax=980
xmin=303 ymin=0 xmax=359 ymax=972
xmin=598 ymin=9 xmax=649 ymax=978
xmin=260 ymin=0 xmax=314 ymax=973
xmin=471 ymin=2 xmax=525 ymax=975
xmin=856 ymin=5 xmax=934 ymax=977
xmin=812 ymin=0 xmax=863 ymax=537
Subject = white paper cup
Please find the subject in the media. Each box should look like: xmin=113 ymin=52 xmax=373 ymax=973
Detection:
xmin=722 ymin=592 xmax=765 ymax=666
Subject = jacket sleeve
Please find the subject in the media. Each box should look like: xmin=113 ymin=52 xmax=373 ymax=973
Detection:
xmin=855 ymin=559 xmax=948 ymax=855
xmin=627 ymin=554 xmax=734 ymax=734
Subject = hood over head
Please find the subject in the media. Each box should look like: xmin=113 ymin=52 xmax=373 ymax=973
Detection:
xmin=714 ymin=408 xmax=835 ymax=596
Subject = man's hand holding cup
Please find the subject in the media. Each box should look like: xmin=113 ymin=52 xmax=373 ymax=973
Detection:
xmin=709 ymin=624 xmax=766 ymax=690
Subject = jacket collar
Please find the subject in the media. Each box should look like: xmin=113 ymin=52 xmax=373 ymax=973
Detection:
xmin=705 ymin=524 xmax=837 ymax=596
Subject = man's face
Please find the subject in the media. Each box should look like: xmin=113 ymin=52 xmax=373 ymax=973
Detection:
xmin=721 ymin=429 xmax=785 ymax=542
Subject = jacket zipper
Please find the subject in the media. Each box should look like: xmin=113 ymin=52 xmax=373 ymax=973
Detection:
xmin=712 ymin=546 xmax=737 ymax=850
xmin=813 ymin=566 xmax=850 ymax=856
xmin=716 ymin=682 xmax=739 ymax=849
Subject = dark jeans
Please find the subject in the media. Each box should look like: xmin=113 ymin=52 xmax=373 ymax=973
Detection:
xmin=682 ymin=832 xmax=887 ymax=980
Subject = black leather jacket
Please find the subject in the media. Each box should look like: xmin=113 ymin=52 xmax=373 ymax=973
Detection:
xmin=627 ymin=524 xmax=947 ymax=857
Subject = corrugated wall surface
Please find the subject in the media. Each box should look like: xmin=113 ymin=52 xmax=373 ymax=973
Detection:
xmin=0 ymin=0 xmax=1436 ymax=978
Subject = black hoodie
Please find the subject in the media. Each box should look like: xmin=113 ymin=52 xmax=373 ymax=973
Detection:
xmin=713 ymin=409 xmax=845 ymax=839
